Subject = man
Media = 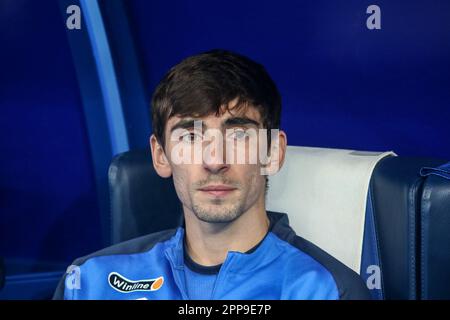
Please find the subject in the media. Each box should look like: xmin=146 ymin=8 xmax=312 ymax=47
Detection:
xmin=53 ymin=49 xmax=370 ymax=300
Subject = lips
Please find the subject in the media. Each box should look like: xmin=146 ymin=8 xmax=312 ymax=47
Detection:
xmin=198 ymin=185 xmax=237 ymax=197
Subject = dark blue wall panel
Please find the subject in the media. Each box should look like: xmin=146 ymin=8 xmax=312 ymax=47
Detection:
xmin=126 ymin=0 xmax=450 ymax=159
xmin=0 ymin=0 xmax=102 ymax=269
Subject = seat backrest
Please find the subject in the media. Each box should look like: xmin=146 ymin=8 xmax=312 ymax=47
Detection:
xmin=266 ymin=146 xmax=395 ymax=300
xmin=419 ymin=165 xmax=450 ymax=299
xmin=108 ymin=149 xmax=182 ymax=244
xmin=266 ymin=147 xmax=447 ymax=299
xmin=369 ymin=156 xmax=446 ymax=299
xmin=266 ymin=146 xmax=395 ymax=274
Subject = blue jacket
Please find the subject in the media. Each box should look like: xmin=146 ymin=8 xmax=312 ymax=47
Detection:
xmin=53 ymin=211 xmax=370 ymax=300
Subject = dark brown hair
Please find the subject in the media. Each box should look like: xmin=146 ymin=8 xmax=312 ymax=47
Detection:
xmin=151 ymin=49 xmax=282 ymax=146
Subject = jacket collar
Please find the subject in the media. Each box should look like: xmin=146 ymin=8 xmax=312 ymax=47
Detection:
xmin=164 ymin=211 xmax=295 ymax=273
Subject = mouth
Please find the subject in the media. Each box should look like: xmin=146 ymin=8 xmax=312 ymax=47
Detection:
xmin=197 ymin=185 xmax=237 ymax=197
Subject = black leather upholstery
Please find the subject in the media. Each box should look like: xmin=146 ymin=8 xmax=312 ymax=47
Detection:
xmin=420 ymin=174 xmax=450 ymax=299
xmin=370 ymin=156 xmax=445 ymax=299
xmin=108 ymin=149 xmax=183 ymax=244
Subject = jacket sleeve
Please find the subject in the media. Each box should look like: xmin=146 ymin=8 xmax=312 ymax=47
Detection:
xmin=338 ymin=271 xmax=372 ymax=300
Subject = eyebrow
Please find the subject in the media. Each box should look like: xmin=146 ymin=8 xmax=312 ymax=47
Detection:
xmin=169 ymin=116 xmax=261 ymax=133
xmin=223 ymin=117 xmax=261 ymax=128
xmin=170 ymin=119 xmax=198 ymax=133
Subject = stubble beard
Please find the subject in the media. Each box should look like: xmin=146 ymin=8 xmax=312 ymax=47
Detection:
xmin=191 ymin=195 xmax=247 ymax=223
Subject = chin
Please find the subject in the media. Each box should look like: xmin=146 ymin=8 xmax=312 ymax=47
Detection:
xmin=192 ymin=205 xmax=244 ymax=224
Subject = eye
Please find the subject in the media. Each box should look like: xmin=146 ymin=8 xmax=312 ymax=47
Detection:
xmin=180 ymin=132 xmax=202 ymax=143
xmin=227 ymin=129 xmax=249 ymax=140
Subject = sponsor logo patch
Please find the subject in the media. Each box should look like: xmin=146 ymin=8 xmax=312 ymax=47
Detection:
xmin=108 ymin=272 xmax=164 ymax=293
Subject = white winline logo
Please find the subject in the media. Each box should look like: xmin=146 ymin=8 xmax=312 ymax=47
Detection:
xmin=108 ymin=272 xmax=164 ymax=293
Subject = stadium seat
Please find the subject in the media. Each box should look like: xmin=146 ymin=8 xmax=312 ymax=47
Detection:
xmin=418 ymin=163 xmax=450 ymax=299
xmin=367 ymin=156 xmax=445 ymax=299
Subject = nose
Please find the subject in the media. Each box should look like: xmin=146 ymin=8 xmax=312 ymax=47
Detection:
xmin=203 ymin=160 xmax=229 ymax=174
xmin=202 ymin=136 xmax=230 ymax=174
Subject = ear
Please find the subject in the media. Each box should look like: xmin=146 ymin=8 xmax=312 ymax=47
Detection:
xmin=262 ymin=130 xmax=287 ymax=176
xmin=150 ymin=134 xmax=172 ymax=178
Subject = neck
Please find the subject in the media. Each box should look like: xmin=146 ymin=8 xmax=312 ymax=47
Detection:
xmin=183 ymin=197 xmax=270 ymax=266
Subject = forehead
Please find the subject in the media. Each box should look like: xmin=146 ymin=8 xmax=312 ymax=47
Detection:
xmin=165 ymin=103 xmax=263 ymax=130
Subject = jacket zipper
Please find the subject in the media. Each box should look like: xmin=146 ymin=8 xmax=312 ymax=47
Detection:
xmin=210 ymin=254 xmax=235 ymax=299
xmin=164 ymin=250 xmax=189 ymax=300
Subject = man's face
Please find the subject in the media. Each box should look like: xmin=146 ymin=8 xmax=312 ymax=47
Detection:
xmin=161 ymin=103 xmax=268 ymax=224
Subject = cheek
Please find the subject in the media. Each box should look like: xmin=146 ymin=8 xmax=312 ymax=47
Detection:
xmin=240 ymin=165 xmax=264 ymax=190
xmin=170 ymin=164 xmax=203 ymax=203
xmin=171 ymin=167 xmax=190 ymax=202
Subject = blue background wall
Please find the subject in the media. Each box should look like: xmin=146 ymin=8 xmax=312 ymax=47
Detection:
xmin=126 ymin=0 xmax=450 ymax=159
xmin=0 ymin=0 xmax=449 ymax=280
xmin=0 ymin=0 xmax=102 ymax=272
